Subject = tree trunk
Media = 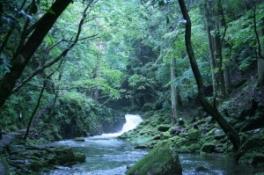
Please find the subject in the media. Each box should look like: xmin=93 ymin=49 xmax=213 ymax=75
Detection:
xmin=24 ymin=81 xmax=46 ymax=140
xmin=92 ymin=54 xmax=101 ymax=100
xmin=214 ymin=34 xmax=226 ymax=96
xmin=177 ymin=0 xmax=240 ymax=151
xmin=170 ymin=57 xmax=177 ymax=124
xmin=204 ymin=2 xmax=217 ymax=98
xmin=176 ymin=86 xmax=183 ymax=107
xmin=258 ymin=59 xmax=264 ymax=86
xmin=0 ymin=0 xmax=71 ymax=109
xmin=224 ymin=65 xmax=231 ymax=93
xmin=253 ymin=5 xmax=264 ymax=86
xmin=204 ymin=0 xmax=226 ymax=98
xmin=216 ymin=0 xmax=227 ymax=96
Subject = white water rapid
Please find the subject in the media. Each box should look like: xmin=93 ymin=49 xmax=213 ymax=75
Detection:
xmin=90 ymin=114 xmax=143 ymax=139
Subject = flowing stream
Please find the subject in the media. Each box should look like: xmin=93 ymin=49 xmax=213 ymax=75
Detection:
xmin=44 ymin=114 xmax=256 ymax=175
xmin=44 ymin=114 xmax=146 ymax=175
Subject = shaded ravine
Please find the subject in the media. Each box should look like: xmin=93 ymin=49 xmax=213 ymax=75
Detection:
xmin=43 ymin=114 xmax=256 ymax=175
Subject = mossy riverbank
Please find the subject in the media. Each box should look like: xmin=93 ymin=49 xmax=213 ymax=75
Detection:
xmin=122 ymin=81 xmax=264 ymax=174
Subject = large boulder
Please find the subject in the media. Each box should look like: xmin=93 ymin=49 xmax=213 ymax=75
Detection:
xmin=49 ymin=147 xmax=86 ymax=165
xmin=127 ymin=142 xmax=182 ymax=175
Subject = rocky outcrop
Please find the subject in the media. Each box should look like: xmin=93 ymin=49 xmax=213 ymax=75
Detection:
xmin=3 ymin=145 xmax=85 ymax=174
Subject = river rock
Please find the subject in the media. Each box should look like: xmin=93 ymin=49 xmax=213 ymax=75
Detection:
xmin=127 ymin=142 xmax=182 ymax=175
xmin=185 ymin=129 xmax=200 ymax=141
xmin=170 ymin=126 xmax=184 ymax=136
xmin=214 ymin=129 xmax=225 ymax=140
xmin=134 ymin=145 xmax=148 ymax=149
xmin=74 ymin=137 xmax=86 ymax=142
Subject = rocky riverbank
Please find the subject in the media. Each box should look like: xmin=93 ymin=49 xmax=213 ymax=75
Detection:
xmin=0 ymin=132 xmax=85 ymax=175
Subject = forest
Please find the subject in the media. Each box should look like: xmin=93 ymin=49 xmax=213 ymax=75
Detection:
xmin=0 ymin=0 xmax=264 ymax=174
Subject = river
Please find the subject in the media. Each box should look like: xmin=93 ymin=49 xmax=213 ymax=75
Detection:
xmin=43 ymin=114 xmax=256 ymax=175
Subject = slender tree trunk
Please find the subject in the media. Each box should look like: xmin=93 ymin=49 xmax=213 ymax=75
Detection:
xmin=213 ymin=8 xmax=225 ymax=97
xmin=224 ymin=65 xmax=231 ymax=93
xmin=204 ymin=3 xmax=217 ymax=98
xmin=176 ymin=86 xmax=183 ymax=107
xmin=92 ymin=54 xmax=101 ymax=100
xmin=24 ymin=81 xmax=46 ymax=140
xmin=170 ymin=57 xmax=177 ymax=124
xmin=177 ymin=0 xmax=240 ymax=151
xmin=224 ymin=43 xmax=233 ymax=94
xmin=257 ymin=59 xmax=264 ymax=86
xmin=252 ymin=5 xmax=264 ymax=86
xmin=0 ymin=0 xmax=71 ymax=109
xmin=204 ymin=0 xmax=226 ymax=98
xmin=214 ymin=34 xmax=226 ymax=96
xmin=216 ymin=0 xmax=227 ymax=96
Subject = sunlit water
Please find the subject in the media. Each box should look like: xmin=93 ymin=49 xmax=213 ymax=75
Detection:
xmin=43 ymin=114 xmax=257 ymax=175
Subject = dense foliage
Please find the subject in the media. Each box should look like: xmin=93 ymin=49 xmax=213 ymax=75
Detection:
xmin=0 ymin=0 xmax=264 ymax=173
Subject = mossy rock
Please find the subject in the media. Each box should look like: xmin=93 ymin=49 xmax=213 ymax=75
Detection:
xmin=30 ymin=159 xmax=49 ymax=172
xmin=157 ymin=125 xmax=170 ymax=132
xmin=185 ymin=129 xmax=200 ymax=141
xmin=50 ymin=148 xmax=85 ymax=165
xmin=127 ymin=142 xmax=182 ymax=175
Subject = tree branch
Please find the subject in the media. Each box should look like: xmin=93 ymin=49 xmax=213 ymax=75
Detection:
xmin=13 ymin=1 xmax=96 ymax=93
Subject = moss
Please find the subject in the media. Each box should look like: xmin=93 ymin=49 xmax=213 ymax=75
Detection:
xmin=184 ymin=128 xmax=200 ymax=141
xmin=127 ymin=142 xmax=182 ymax=175
xmin=30 ymin=159 xmax=49 ymax=172
xmin=49 ymin=147 xmax=85 ymax=165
